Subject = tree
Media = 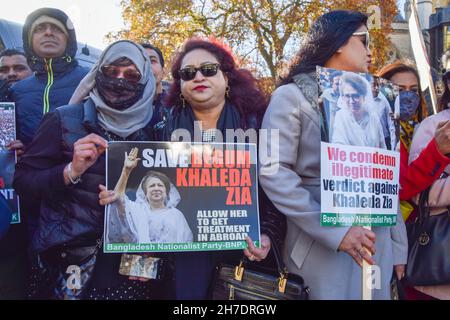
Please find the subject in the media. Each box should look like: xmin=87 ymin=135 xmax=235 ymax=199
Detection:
xmin=331 ymin=0 xmax=398 ymax=73
xmin=108 ymin=0 xmax=327 ymax=81
xmin=108 ymin=0 xmax=397 ymax=85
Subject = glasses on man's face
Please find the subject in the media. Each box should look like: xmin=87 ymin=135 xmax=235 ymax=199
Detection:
xmin=343 ymin=93 xmax=362 ymax=101
xmin=100 ymin=65 xmax=141 ymax=83
xmin=352 ymin=31 xmax=370 ymax=50
xmin=178 ymin=63 xmax=220 ymax=81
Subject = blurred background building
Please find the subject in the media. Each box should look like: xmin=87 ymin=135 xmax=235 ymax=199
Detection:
xmin=390 ymin=0 xmax=450 ymax=69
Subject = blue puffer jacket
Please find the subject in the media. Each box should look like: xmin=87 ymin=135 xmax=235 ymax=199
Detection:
xmin=10 ymin=7 xmax=89 ymax=145
xmin=12 ymin=65 xmax=88 ymax=145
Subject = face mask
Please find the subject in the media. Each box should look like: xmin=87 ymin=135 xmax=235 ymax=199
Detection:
xmin=399 ymin=90 xmax=420 ymax=121
xmin=95 ymin=71 xmax=145 ymax=110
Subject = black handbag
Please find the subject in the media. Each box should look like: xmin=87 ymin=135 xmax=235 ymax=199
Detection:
xmin=209 ymin=242 xmax=309 ymax=300
xmin=405 ymin=184 xmax=450 ymax=286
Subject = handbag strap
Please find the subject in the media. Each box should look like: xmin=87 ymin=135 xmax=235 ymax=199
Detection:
xmin=417 ymin=185 xmax=431 ymax=225
xmin=269 ymin=238 xmax=287 ymax=275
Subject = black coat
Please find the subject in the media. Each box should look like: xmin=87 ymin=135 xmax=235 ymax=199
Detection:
xmin=13 ymin=98 xmax=155 ymax=253
xmin=155 ymin=104 xmax=286 ymax=299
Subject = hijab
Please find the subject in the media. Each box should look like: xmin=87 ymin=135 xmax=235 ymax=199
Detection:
xmin=70 ymin=40 xmax=155 ymax=138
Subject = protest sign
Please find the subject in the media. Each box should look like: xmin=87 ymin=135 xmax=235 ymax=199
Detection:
xmin=104 ymin=141 xmax=260 ymax=253
xmin=318 ymin=67 xmax=400 ymax=228
xmin=0 ymin=102 xmax=20 ymax=224
xmin=318 ymin=66 xmax=401 ymax=300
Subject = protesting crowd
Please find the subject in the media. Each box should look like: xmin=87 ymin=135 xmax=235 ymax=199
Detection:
xmin=0 ymin=7 xmax=450 ymax=301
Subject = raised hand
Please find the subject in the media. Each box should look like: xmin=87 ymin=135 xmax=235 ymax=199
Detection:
xmin=123 ymin=147 xmax=141 ymax=171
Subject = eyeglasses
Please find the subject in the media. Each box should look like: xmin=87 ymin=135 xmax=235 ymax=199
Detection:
xmin=100 ymin=65 xmax=141 ymax=83
xmin=343 ymin=93 xmax=362 ymax=101
xmin=178 ymin=63 xmax=220 ymax=81
xmin=352 ymin=31 xmax=370 ymax=50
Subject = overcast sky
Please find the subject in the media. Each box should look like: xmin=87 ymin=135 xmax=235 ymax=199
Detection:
xmin=1 ymin=0 xmax=124 ymax=49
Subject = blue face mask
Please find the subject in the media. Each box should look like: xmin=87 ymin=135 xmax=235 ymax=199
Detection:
xmin=399 ymin=90 xmax=420 ymax=121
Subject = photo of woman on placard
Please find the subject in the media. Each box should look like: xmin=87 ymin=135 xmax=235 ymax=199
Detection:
xmin=331 ymin=72 xmax=386 ymax=149
xmin=105 ymin=147 xmax=193 ymax=244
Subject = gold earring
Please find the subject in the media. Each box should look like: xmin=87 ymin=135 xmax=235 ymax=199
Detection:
xmin=180 ymin=93 xmax=186 ymax=108
xmin=225 ymin=86 xmax=230 ymax=98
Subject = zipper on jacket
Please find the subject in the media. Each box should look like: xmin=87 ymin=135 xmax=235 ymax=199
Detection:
xmin=42 ymin=58 xmax=54 ymax=114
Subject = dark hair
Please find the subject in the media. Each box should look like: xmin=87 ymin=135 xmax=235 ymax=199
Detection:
xmin=141 ymin=171 xmax=171 ymax=196
xmin=339 ymin=72 xmax=367 ymax=97
xmin=372 ymin=76 xmax=380 ymax=86
xmin=0 ymin=49 xmax=27 ymax=59
xmin=165 ymin=37 xmax=267 ymax=118
xmin=439 ymin=49 xmax=450 ymax=111
xmin=440 ymin=72 xmax=450 ymax=111
xmin=141 ymin=43 xmax=164 ymax=68
xmin=377 ymin=60 xmax=428 ymax=119
xmin=281 ymin=10 xmax=368 ymax=86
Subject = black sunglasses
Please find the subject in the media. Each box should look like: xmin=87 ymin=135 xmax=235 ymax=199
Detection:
xmin=178 ymin=63 xmax=220 ymax=81
xmin=100 ymin=65 xmax=142 ymax=83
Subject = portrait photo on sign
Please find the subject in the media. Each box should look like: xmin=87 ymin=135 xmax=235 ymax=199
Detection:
xmin=104 ymin=141 xmax=260 ymax=253
xmin=317 ymin=67 xmax=401 ymax=228
xmin=0 ymin=103 xmax=15 ymax=150
xmin=0 ymin=102 xmax=20 ymax=224
xmin=318 ymin=67 xmax=400 ymax=151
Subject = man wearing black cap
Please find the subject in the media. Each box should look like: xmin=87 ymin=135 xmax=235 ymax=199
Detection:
xmin=10 ymin=7 xmax=89 ymax=149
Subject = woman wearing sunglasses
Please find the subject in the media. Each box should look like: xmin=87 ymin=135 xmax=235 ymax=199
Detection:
xmin=259 ymin=10 xmax=408 ymax=299
xmin=156 ymin=37 xmax=285 ymax=299
xmin=13 ymin=40 xmax=172 ymax=300
xmin=161 ymin=38 xmax=266 ymax=141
